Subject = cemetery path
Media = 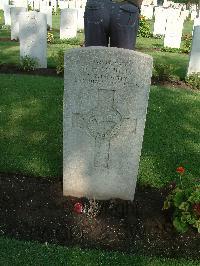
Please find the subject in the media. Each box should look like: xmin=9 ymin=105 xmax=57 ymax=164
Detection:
xmin=0 ymin=173 xmax=199 ymax=259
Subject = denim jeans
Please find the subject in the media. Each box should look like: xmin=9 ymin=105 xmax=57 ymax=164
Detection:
xmin=84 ymin=0 xmax=140 ymax=49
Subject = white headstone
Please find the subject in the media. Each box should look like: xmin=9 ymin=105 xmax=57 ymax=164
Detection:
xmin=4 ymin=4 xmax=14 ymax=25
xmin=11 ymin=6 xmax=27 ymax=40
xmin=187 ymin=26 xmax=200 ymax=75
xmin=12 ymin=0 xmax=28 ymax=8
xmin=0 ymin=0 xmax=9 ymax=10
xmin=40 ymin=6 xmax=52 ymax=29
xmin=164 ymin=15 xmax=184 ymax=48
xmin=34 ymin=0 xmax=40 ymax=10
xmin=60 ymin=8 xmax=78 ymax=39
xmin=63 ymin=47 xmax=153 ymax=200
xmin=50 ymin=0 xmax=57 ymax=11
xmin=77 ymin=7 xmax=84 ymax=30
xmin=141 ymin=5 xmax=154 ymax=19
xmin=19 ymin=11 xmax=47 ymax=68
xmin=68 ymin=0 xmax=75 ymax=8
xmin=153 ymin=7 xmax=168 ymax=36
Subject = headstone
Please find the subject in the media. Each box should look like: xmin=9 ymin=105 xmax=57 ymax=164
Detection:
xmin=0 ymin=0 xmax=9 ymax=10
xmin=60 ymin=8 xmax=78 ymax=39
xmin=68 ymin=0 xmax=75 ymax=8
xmin=58 ymin=0 xmax=68 ymax=9
xmin=63 ymin=47 xmax=153 ymax=200
xmin=4 ymin=4 xmax=14 ymax=25
xmin=141 ymin=5 xmax=154 ymax=19
xmin=77 ymin=7 xmax=84 ymax=30
xmin=164 ymin=15 xmax=184 ymax=48
xmin=34 ymin=0 xmax=40 ymax=10
xmin=12 ymin=0 xmax=28 ymax=8
xmin=187 ymin=26 xmax=200 ymax=75
xmin=153 ymin=7 xmax=168 ymax=36
xmin=40 ymin=6 xmax=52 ymax=29
xmin=11 ymin=6 xmax=27 ymax=40
xmin=19 ymin=11 xmax=47 ymax=68
xmin=50 ymin=0 xmax=57 ymax=11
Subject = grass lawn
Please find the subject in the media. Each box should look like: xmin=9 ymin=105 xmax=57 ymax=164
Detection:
xmin=1 ymin=237 xmax=200 ymax=266
xmin=0 ymin=74 xmax=199 ymax=186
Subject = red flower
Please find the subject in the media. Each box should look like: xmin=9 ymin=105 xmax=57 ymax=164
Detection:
xmin=73 ymin=202 xmax=83 ymax=214
xmin=193 ymin=203 xmax=200 ymax=216
xmin=176 ymin=166 xmax=185 ymax=174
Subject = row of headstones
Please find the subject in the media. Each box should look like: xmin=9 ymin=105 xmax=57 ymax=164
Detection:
xmin=27 ymin=0 xmax=87 ymax=11
xmin=153 ymin=6 xmax=200 ymax=49
xmin=2 ymin=8 xmax=83 ymax=68
xmin=3 ymin=4 xmax=84 ymax=37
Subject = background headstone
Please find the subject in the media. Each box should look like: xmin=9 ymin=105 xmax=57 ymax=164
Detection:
xmin=164 ymin=15 xmax=184 ymax=48
xmin=11 ymin=6 xmax=27 ymax=40
xmin=40 ymin=5 xmax=52 ymax=29
xmin=187 ymin=26 xmax=200 ymax=75
xmin=63 ymin=47 xmax=153 ymax=200
xmin=4 ymin=4 xmax=14 ymax=25
xmin=60 ymin=8 xmax=78 ymax=39
xmin=19 ymin=11 xmax=47 ymax=68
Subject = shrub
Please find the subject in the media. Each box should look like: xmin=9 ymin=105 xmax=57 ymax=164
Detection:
xmin=53 ymin=49 xmax=64 ymax=74
xmin=163 ymin=167 xmax=200 ymax=233
xmin=137 ymin=15 xmax=151 ymax=38
xmin=185 ymin=73 xmax=200 ymax=90
xmin=182 ymin=33 xmax=192 ymax=53
xmin=153 ymin=62 xmax=178 ymax=82
xmin=19 ymin=56 xmax=39 ymax=71
xmin=47 ymin=32 xmax=54 ymax=44
xmin=161 ymin=47 xmax=182 ymax=53
xmin=28 ymin=4 xmax=33 ymax=11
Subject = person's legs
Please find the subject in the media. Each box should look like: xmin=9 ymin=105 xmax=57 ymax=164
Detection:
xmin=110 ymin=2 xmax=140 ymax=49
xmin=84 ymin=0 xmax=110 ymax=47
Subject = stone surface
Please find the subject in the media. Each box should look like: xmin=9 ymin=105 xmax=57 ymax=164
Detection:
xmin=11 ymin=7 xmax=26 ymax=40
xmin=164 ymin=15 xmax=184 ymax=48
xmin=60 ymin=8 xmax=78 ymax=39
xmin=19 ymin=11 xmax=47 ymax=68
xmin=4 ymin=4 xmax=14 ymax=25
xmin=40 ymin=6 xmax=52 ymax=29
xmin=187 ymin=26 xmax=200 ymax=75
xmin=77 ymin=7 xmax=84 ymax=30
xmin=153 ymin=7 xmax=168 ymax=36
xmin=0 ymin=0 xmax=9 ymax=10
xmin=63 ymin=47 xmax=153 ymax=201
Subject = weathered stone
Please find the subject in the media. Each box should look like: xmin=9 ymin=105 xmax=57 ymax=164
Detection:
xmin=19 ymin=11 xmax=47 ymax=68
xmin=187 ymin=26 xmax=200 ymax=75
xmin=164 ymin=15 xmax=184 ymax=48
xmin=4 ymin=4 xmax=14 ymax=25
xmin=60 ymin=8 xmax=78 ymax=39
xmin=40 ymin=6 xmax=52 ymax=29
xmin=11 ymin=7 xmax=26 ymax=40
xmin=63 ymin=47 xmax=153 ymax=201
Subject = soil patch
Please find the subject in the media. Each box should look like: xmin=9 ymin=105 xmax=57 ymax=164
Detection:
xmin=0 ymin=64 xmax=60 ymax=77
xmin=0 ymin=173 xmax=199 ymax=259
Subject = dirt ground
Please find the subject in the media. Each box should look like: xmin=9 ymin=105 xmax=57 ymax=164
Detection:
xmin=0 ymin=172 xmax=199 ymax=259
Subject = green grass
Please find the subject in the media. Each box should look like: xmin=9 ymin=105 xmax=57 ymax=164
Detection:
xmin=0 ymin=74 xmax=199 ymax=186
xmin=0 ymin=237 xmax=200 ymax=266
xmin=0 ymin=74 xmax=63 ymax=177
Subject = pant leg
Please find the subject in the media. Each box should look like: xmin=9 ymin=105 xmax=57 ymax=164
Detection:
xmin=110 ymin=3 xmax=140 ymax=49
xmin=84 ymin=0 xmax=110 ymax=47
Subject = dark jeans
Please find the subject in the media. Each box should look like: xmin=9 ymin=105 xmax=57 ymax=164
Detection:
xmin=84 ymin=0 xmax=140 ymax=49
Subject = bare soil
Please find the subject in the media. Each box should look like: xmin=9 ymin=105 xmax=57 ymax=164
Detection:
xmin=0 ymin=173 xmax=199 ymax=259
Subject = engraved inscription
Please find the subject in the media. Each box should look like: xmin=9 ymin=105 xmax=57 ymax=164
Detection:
xmin=72 ymin=89 xmax=136 ymax=168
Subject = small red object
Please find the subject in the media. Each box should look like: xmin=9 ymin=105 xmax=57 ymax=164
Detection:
xmin=73 ymin=202 xmax=83 ymax=214
xmin=176 ymin=166 xmax=185 ymax=174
